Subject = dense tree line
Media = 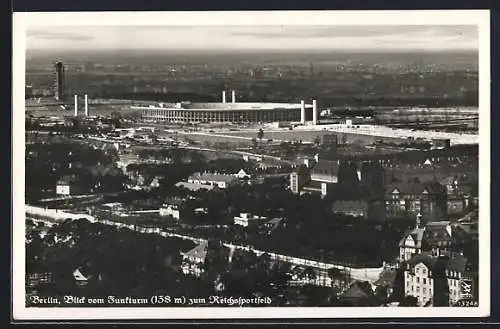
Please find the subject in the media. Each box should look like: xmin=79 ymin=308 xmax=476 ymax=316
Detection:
xmin=26 ymin=219 xmax=213 ymax=302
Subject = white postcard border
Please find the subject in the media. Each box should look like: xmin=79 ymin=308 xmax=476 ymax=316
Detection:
xmin=12 ymin=10 xmax=491 ymax=320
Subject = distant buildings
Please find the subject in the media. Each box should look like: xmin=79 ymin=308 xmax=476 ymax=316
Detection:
xmin=56 ymin=175 xmax=84 ymax=196
xmin=187 ymin=172 xmax=238 ymax=189
xmin=331 ymin=200 xmax=369 ymax=219
xmin=385 ymin=179 xmax=447 ymax=222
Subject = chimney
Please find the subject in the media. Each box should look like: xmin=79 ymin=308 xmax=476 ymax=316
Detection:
xmin=300 ymin=100 xmax=305 ymax=124
xmin=84 ymin=94 xmax=88 ymax=116
xmin=312 ymin=99 xmax=318 ymax=125
xmin=74 ymin=94 xmax=78 ymax=117
xmin=231 ymin=90 xmax=236 ymax=103
xmin=222 ymin=90 xmax=226 ymax=104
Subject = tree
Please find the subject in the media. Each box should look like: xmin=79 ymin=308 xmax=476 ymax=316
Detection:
xmin=327 ymin=267 xmax=347 ymax=289
xmin=399 ymin=296 xmax=418 ymax=307
xmin=257 ymin=129 xmax=264 ymax=141
xmin=251 ymin=138 xmax=258 ymax=149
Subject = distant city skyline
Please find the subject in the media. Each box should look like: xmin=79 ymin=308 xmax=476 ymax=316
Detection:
xmin=26 ymin=25 xmax=478 ymax=52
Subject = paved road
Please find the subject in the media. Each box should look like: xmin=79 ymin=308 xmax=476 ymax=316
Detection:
xmin=26 ymin=206 xmax=384 ymax=284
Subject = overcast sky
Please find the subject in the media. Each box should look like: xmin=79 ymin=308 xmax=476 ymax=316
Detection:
xmin=26 ymin=25 xmax=478 ymax=51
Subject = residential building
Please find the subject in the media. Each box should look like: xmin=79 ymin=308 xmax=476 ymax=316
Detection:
xmin=404 ymin=254 xmax=473 ymax=306
xmin=180 ymin=241 xmax=209 ymax=277
xmin=331 ymin=200 xmax=369 ymax=219
xmin=159 ymin=197 xmax=186 ymax=220
xmin=310 ymin=160 xmax=339 ymax=184
xmin=234 ymin=169 xmax=251 ymax=179
xmin=234 ymin=212 xmax=266 ymax=228
xmin=27 ymin=272 xmax=53 ymax=288
xmin=72 ymin=267 xmax=92 ymax=287
xmin=261 ymin=217 xmax=284 ymax=234
xmin=439 ymin=174 xmax=477 ymax=215
xmin=399 ymin=216 xmax=426 ymax=262
xmin=56 ymin=175 xmax=84 ymax=196
xmin=187 ymin=172 xmax=238 ymax=189
xmin=340 ymin=281 xmax=378 ymax=306
xmin=385 ymin=179 xmax=447 ymax=222
xmin=421 ymin=221 xmax=454 ymax=258
xmin=399 ymin=218 xmax=471 ymax=263
xmin=290 ymin=165 xmax=311 ymax=194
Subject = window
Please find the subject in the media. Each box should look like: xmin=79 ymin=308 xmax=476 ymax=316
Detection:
xmin=416 ymin=268 xmax=420 ymax=274
xmin=417 ymin=277 xmax=420 ymax=283
xmin=406 ymin=281 xmax=409 ymax=287
xmin=423 ymin=278 xmax=427 ymax=284
xmin=423 ymin=288 xmax=427 ymax=294
xmin=423 ymin=268 xmax=427 ymax=275
xmin=416 ymin=287 xmax=420 ymax=293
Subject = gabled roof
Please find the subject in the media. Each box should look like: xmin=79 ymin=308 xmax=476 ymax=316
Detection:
xmin=311 ymin=160 xmax=339 ymax=176
xmin=189 ymin=172 xmax=237 ymax=183
xmin=422 ymin=222 xmax=453 ymax=246
xmin=399 ymin=227 xmax=426 ymax=248
xmin=181 ymin=241 xmax=208 ymax=262
xmin=385 ymin=180 xmax=445 ymax=196
xmin=406 ymin=254 xmax=468 ymax=275
xmin=342 ymin=281 xmax=374 ymax=299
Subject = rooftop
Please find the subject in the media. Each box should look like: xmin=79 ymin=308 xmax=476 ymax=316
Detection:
xmin=188 ymin=172 xmax=238 ymax=183
xmin=132 ymin=101 xmax=313 ymax=111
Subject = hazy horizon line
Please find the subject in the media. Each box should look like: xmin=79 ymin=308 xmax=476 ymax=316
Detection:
xmin=26 ymin=48 xmax=478 ymax=54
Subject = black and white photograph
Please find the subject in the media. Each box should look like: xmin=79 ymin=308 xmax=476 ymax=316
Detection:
xmin=12 ymin=10 xmax=490 ymax=320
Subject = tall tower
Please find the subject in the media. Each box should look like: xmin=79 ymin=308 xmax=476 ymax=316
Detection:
xmin=53 ymin=61 xmax=65 ymax=101
xmin=312 ymin=99 xmax=318 ymax=125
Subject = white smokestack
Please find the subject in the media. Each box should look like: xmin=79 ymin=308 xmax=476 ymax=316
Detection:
xmin=84 ymin=94 xmax=88 ymax=116
xmin=232 ymin=90 xmax=236 ymax=103
xmin=300 ymin=100 xmax=305 ymax=124
xmin=74 ymin=94 xmax=78 ymax=117
xmin=222 ymin=90 xmax=226 ymax=104
xmin=312 ymin=99 xmax=318 ymax=125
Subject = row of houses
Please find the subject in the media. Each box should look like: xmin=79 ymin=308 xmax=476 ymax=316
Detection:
xmin=289 ymin=158 xmax=477 ymax=222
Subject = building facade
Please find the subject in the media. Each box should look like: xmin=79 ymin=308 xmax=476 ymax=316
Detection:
xmin=290 ymin=165 xmax=311 ymax=194
xmin=56 ymin=175 xmax=83 ymax=196
xmin=233 ymin=213 xmax=266 ymax=228
xmin=404 ymin=254 xmax=473 ymax=306
xmin=385 ymin=180 xmax=447 ymax=222
xmin=136 ymin=102 xmax=312 ymax=124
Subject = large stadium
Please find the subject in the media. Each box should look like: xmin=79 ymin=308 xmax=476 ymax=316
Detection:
xmin=132 ymin=90 xmax=319 ymax=124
